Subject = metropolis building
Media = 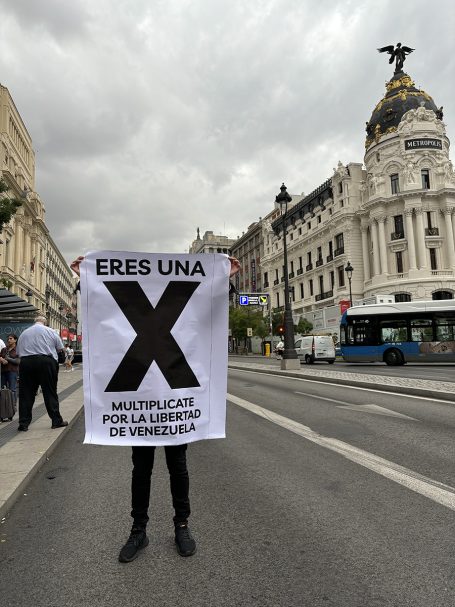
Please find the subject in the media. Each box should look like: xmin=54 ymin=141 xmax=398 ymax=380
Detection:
xmin=261 ymin=59 xmax=455 ymax=336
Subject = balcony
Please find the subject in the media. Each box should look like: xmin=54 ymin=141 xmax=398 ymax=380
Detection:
xmin=334 ymin=247 xmax=344 ymax=256
xmin=316 ymin=258 xmax=323 ymax=267
xmin=425 ymin=227 xmax=439 ymax=236
xmin=289 ymin=272 xmax=295 ymax=279
xmin=315 ymin=290 xmax=334 ymax=302
xmin=391 ymin=232 xmax=404 ymax=240
xmin=297 ymin=268 xmax=304 ymax=275
xmin=326 ymin=254 xmax=333 ymax=263
xmin=280 ymin=276 xmax=285 ymax=282
xmin=263 ymin=282 xmax=269 ymax=288
xmin=306 ymin=263 xmax=313 ymax=271
xmin=273 ymin=279 xmax=279 ymax=286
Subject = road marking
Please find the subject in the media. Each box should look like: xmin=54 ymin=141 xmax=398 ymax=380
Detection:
xmin=336 ymin=404 xmax=419 ymax=421
xmin=227 ymin=393 xmax=455 ymax=511
xmin=229 ymin=367 xmax=455 ymax=405
xmin=293 ymin=392 xmax=419 ymax=421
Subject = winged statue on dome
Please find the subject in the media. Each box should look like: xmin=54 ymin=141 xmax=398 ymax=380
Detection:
xmin=377 ymin=42 xmax=414 ymax=73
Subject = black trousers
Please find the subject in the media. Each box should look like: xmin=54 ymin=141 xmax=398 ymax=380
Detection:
xmin=131 ymin=444 xmax=190 ymax=528
xmin=18 ymin=355 xmax=63 ymax=427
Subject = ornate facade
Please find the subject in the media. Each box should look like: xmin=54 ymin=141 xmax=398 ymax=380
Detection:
xmin=0 ymin=84 xmax=76 ymax=334
xmin=261 ymin=67 xmax=455 ymax=336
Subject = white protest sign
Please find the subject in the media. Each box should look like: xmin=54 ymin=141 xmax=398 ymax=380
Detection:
xmin=81 ymin=251 xmax=229 ymax=446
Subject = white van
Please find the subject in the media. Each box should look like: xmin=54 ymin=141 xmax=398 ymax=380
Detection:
xmin=294 ymin=335 xmax=336 ymax=364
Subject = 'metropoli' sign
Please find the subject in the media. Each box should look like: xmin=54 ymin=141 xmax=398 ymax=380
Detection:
xmin=80 ymin=251 xmax=229 ymax=446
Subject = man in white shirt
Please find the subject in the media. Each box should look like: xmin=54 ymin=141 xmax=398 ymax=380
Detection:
xmin=64 ymin=345 xmax=74 ymax=372
xmin=16 ymin=315 xmax=67 ymax=431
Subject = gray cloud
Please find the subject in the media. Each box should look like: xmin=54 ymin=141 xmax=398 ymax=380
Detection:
xmin=0 ymin=0 xmax=454 ymax=264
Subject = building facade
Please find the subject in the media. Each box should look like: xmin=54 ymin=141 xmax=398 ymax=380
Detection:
xmin=230 ymin=220 xmax=264 ymax=295
xmin=188 ymin=228 xmax=235 ymax=255
xmin=0 ymin=84 xmax=76 ymax=335
xmin=261 ymin=65 xmax=455 ymax=337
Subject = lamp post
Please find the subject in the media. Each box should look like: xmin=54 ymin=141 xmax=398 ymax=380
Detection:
xmin=275 ymin=183 xmax=300 ymax=370
xmin=25 ymin=288 xmax=33 ymax=302
xmin=345 ymin=261 xmax=354 ymax=307
xmin=58 ymin=304 xmax=64 ymax=340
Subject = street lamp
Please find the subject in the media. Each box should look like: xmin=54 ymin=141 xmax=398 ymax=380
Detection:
xmin=25 ymin=288 xmax=33 ymax=302
xmin=345 ymin=261 xmax=354 ymax=307
xmin=275 ymin=183 xmax=300 ymax=370
xmin=59 ymin=304 xmax=64 ymax=339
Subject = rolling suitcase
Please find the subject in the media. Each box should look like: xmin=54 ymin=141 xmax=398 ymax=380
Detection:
xmin=0 ymin=387 xmax=16 ymax=421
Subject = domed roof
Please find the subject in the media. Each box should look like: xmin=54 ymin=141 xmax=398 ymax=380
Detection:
xmin=365 ymin=71 xmax=439 ymax=149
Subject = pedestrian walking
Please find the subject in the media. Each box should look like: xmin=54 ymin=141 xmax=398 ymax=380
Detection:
xmin=16 ymin=315 xmax=68 ymax=432
xmin=0 ymin=334 xmax=20 ymax=420
xmin=64 ymin=344 xmax=74 ymax=372
xmin=70 ymin=253 xmax=240 ymax=563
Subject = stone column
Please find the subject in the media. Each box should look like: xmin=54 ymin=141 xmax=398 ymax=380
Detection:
xmin=405 ymin=209 xmax=417 ymax=270
xmin=14 ymin=219 xmax=23 ymax=273
xmin=360 ymin=224 xmax=370 ymax=280
xmin=443 ymin=208 xmax=455 ymax=268
xmin=371 ymin=219 xmax=380 ymax=276
xmin=414 ymin=208 xmax=427 ymax=269
xmin=377 ymin=216 xmax=389 ymax=275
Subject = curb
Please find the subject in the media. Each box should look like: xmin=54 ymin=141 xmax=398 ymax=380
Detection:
xmin=228 ymin=363 xmax=455 ymax=404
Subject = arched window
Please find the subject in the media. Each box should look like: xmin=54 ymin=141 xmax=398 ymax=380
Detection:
xmin=432 ymin=290 xmax=454 ymax=300
xmin=394 ymin=293 xmax=411 ymax=302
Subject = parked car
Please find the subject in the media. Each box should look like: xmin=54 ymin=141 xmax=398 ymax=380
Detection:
xmin=294 ymin=335 xmax=336 ymax=364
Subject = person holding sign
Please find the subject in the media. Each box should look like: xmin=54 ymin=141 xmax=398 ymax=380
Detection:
xmin=71 ymin=253 xmax=240 ymax=563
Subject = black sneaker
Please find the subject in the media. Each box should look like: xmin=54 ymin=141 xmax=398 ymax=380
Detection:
xmin=118 ymin=528 xmax=149 ymax=563
xmin=175 ymin=523 xmax=196 ymax=557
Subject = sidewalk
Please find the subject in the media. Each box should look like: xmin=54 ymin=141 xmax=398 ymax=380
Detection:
xmin=228 ymin=360 xmax=455 ymax=402
xmin=0 ymin=366 xmax=84 ymax=519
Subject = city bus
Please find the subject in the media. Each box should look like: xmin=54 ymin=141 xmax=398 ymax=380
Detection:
xmin=339 ymin=300 xmax=455 ymax=365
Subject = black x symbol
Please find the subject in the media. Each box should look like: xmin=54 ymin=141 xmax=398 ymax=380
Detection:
xmin=104 ymin=281 xmax=200 ymax=391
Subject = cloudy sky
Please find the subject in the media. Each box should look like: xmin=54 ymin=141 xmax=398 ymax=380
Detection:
xmin=1 ymin=0 xmax=454 ymax=263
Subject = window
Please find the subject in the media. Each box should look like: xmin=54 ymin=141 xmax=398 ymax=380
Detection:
xmin=276 ymin=293 xmax=280 ymax=308
xmin=390 ymin=173 xmax=399 ymax=194
xmin=335 ymin=233 xmax=344 ymax=249
xmin=410 ymin=318 xmax=433 ymax=342
xmin=430 ymin=248 xmax=437 ymax=270
xmin=421 ymin=169 xmax=430 ymax=189
xmin=319 ymin=275 xmax=324 ymax=293
xmin=307 ymin=252 xmax=312 ymax=264
xmin=435 ymin=315 xmax=455 ymax=340
xmin=263 ymin=271 xmax=268 ymax=285
xmin=337 ymin=266 xmax=345 ymax=287
xmin=298 ymin=228 xmax=302 ymax=235
xmin=426 ymin=211 xmax=433 ymax=229
xmin=396 ymin=251 xmax=403 ymax=274
xmin=433 ymin=291 xmax=454 ymax=300
xmin=340 ymin=200 xmax=344 ymax=207
xmin=317 ymin=246 xmax=322 ymax=260
xmin=275 ymin=269 xmax=279 ymax=280
xmin=352 ymin=318 xmax=376 ymax=345
xmin=380 ymin=320 xmax=408 ymax=343
xmin=298 ymin=256 xmax=303 ymax=269
xmin=290 ymin=233 xmax=294 ymax=240
xmin=290 ymin=260 xmax=294 ymax=273
xmin=309 ymin=279 xmax=314 ymax=296
xmin=308 ymin=222 xmax=311 ymax=230
xmin=338 ymin=182 xmax=343 ymax=194
xmin=330 ymin=271 xmax=335 ymax=289
xmin=328 ymin=241 xmax=333 ymax=255
xmin=300 ymin=283 xmax=304 ymax=299
xmin=318 ymin=216 xmax=321 ymax=224
xmin=394 ymin=214 xmax=404 ymax=235
xmin=394 ymin=293 xmax=411 ymax=302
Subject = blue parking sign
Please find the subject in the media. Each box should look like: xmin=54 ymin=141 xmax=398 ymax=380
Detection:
xmin=239 ymin=295 xmax=248 ymax=305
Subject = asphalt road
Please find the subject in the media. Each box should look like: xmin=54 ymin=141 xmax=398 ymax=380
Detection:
xmin=229 ymin=354 xmax=455 ymax=382
xmin=1 ymin=370 xmax=454 ymax=606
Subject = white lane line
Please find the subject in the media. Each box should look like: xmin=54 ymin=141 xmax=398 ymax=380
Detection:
xmin=336 ymin=404 xmax=419 ymax=421
xmin=229 ymin=367 xmax=455 ymax=405
xmin=294 ymin=392 xmax=419 ymax=421
xmin=227 ymin=393 xmax=455 ymax=512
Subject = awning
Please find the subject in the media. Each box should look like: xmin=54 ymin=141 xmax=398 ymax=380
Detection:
xmin=0 ymin=288 xmax=38 ymax=315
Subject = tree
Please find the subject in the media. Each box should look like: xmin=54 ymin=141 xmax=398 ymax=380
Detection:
xmin=295 ymin=317 xmax=313 ymax=335
xmin=0 ymin=176 xmax=22 ymax=232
